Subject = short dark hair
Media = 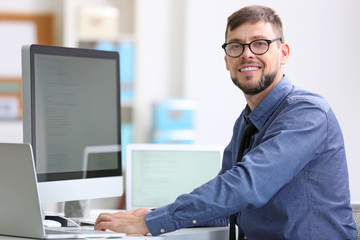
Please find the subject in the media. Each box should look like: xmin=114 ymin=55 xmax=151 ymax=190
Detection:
xmin=225 ymin=5 xmax=284 ymax=42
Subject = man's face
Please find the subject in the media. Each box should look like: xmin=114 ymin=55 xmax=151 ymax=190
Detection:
xmin=224 ymin=21 xmax=287 ymax=95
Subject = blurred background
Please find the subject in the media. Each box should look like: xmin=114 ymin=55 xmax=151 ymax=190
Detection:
xmin=0 ymin=0 xmax=360 ymax=202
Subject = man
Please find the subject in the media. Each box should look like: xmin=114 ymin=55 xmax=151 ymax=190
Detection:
xmin=95 ymin=5 xmax=357 ymax=239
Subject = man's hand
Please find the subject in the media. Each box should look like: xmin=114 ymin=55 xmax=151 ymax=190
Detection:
xmin=94 ymin=208 xmax=151 ymax=235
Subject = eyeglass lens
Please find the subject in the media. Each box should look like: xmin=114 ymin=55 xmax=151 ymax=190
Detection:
xmin=226 ymin=40 xmax=269 ymax=57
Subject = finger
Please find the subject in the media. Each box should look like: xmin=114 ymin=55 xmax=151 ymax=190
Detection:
xmin=95 ymin=212 xmax=128 ymax=232
xmin=94 ymin=221 xmax=112 ymax=231
xmin=94 ymin=213 xmax=112 ymax=225
xmin=95 ymin=217 xmax=128 ymax=233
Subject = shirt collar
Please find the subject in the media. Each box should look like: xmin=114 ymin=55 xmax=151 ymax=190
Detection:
xmin=244 ymin=75 xmax=293 ymax=130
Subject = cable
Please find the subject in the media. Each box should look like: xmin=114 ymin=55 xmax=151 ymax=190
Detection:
xmin=62 ymin=216 xmax=81 ymax=228
xmin=44 ymin=212 xmax=81 ymax=228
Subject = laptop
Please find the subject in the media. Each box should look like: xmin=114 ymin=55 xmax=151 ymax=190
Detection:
xmin=126 ymin=144 xmax=223 ymax=210
xmin=0 ymin=142 xmax=125 ymax=239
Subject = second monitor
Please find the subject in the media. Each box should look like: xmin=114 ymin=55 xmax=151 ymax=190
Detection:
xmin=126 ymin=144 xmax=223 ymax=210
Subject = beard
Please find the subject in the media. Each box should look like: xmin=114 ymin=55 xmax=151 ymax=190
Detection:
xmin=231 ymin=71 xmax=277 ymax=95
xmin=231 ymin=60 xmax=280 ymax=96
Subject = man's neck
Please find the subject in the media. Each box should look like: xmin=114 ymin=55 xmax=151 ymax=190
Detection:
xmin=245 ymin=90 xmax=269 ymax=111
xmin=245 ymin=74 xmax=284 ymax=111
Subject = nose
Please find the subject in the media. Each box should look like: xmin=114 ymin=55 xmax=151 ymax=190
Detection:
xmin=241 ymin=45 xmax=254 ymax=59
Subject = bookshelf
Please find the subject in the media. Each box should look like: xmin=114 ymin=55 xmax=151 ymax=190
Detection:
xmin=61 ymin=0 xmax=188 ymax=145
xmin=61 ymin=0 xmax=136 ymax=115
xmin=62 ymin=0 xmax=135 ymax=47
xmin=61 ymin=0 xmax=136 ymax=209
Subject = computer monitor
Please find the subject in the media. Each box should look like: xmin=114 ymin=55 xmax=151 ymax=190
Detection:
xmin=21 ymin=44 xmax=123 ymax=204
xmin=125 ymin=144 xmax=223 ymax=210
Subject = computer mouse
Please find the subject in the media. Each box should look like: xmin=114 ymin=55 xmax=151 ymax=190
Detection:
xmin=43 ymin=219 xmax=62 ymax=227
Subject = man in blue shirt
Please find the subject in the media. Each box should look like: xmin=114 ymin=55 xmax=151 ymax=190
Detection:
xmin=95 ymin=5 xmax=357 ymax=239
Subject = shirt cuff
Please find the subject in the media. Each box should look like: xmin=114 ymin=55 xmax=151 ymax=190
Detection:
xmin=145 ymin=205 xmax=179 ymax=235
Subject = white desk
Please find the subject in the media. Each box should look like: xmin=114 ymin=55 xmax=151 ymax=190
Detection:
xmin=0 ymin=227 xmax=229 ymax=240
xmin=0 ymin=209 xmax=228 ymax=240
xmin=140 ymin=227 xmax=228 ymax=240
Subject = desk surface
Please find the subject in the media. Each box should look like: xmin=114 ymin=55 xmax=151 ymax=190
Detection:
xmin=0 ymin=227 xmax=229 ymax=240
xmin=0 ymin=208 xmax=229 ymax=240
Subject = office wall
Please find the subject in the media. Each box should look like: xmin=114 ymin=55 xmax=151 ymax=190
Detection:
xmin=134 ymin=0 xmax=186 ymax=143
xmin=1 ymin=0 xmax=359 ymax=202
xmin=183 ymin=0 xmax=360 ymax=201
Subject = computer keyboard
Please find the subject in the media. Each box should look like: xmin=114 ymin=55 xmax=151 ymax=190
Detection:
xmin=46 ymin=226 xmax=98 ymax=233
xmin=71 ymin=217 xmax=96 ymax=226
xmin=45 ymin=226 xmax=126 ymax=238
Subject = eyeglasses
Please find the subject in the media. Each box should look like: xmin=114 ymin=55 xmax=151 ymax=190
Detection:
xmin=222 ymin=37 xmax=282 ymax=58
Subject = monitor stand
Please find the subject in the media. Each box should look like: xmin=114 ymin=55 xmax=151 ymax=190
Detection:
xmin=43 ymin=200 xmax=90 ymax=227
xmin=64 ymin=200 xmax=90 ymax=218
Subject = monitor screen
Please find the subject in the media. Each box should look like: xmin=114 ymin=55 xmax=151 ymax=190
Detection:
xmin=22 ymin=44 xmax=123 ymax=203
xmin=125 ymin=144 xmax=223 ymax=210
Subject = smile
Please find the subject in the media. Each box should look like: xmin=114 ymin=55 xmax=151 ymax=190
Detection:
xmin=239 ymin=66 xmax=260 ymax=72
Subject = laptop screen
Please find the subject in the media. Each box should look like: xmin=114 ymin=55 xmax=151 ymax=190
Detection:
xmin=126 ymin=144 xmax=223 ymax=210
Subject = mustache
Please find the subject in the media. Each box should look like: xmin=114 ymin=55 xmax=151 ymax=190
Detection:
xmin=237 ymin=60 xmax=259 ymax=66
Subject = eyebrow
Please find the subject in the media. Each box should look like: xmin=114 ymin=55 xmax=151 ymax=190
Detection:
xmin=227 ymin=35 xmax=271 ymax=43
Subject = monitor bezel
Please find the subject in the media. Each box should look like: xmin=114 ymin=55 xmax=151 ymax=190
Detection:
xmin=22 ymin=44 xmax=122 ymax=183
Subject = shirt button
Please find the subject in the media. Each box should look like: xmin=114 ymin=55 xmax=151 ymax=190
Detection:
xmin=160 ymin=229 xmax=165 ymax=233
xmin=244 ymin=236 xmax=248 ymax=240
xmin=192 ymin=220 xmax=197 ymax=224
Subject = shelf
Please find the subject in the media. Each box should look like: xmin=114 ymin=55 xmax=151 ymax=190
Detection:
xmin=121 ymin=101 xmax=134 ymax=108
xmin=77 ymin=33 xmax=136 ymax=43
xmin=62 ymin=0 xmax=136 ymax=133
xmin=62 ymin=0 xmax=135 ymax=48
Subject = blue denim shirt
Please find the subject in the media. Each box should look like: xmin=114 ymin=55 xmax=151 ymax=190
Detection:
xmin=145 ymin=76 xmax=357 ymax=239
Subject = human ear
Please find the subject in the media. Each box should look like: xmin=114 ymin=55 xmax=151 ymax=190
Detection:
xmin=280 ymin=43 xmax=290 ymax=65
xmin=225 ymin=55 xmax=230 ymax=71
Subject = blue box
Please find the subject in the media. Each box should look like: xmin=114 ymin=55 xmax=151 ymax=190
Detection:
xmin=118 ymin=42 xmax=135 ymax=83
xmin=94 ymin=41 xmax=116 ymax=51
xmin=95 ymin=41 xmax=135 ymax=102
xmin=118 ymin=42 xmax=135 ymax=102
xmin=153 ymin=99 xmax=196 ymax=130
xmin=121 ymin=123 xmax=134 ymax=166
